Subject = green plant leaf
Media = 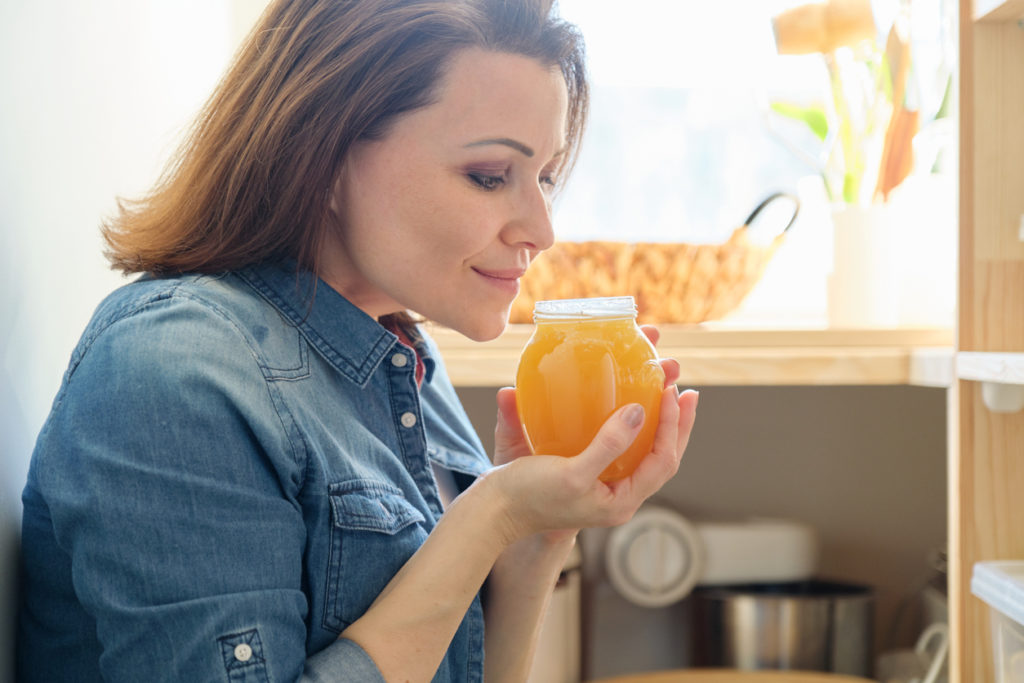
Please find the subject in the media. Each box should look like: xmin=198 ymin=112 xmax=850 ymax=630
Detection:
xmin=843 ymin=172 xmax=860 ymax=205
xmin=877 ymin=57 xmax=893 ymax=102
xmin=934 ymin=73 xmax=953 ymax=120
xmin=770 ymin=101 xmax=829 ymax=142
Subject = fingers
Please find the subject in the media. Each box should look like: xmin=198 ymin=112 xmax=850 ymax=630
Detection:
xmin=490 ymin=391 xmax=698 ymax=537
xmin=638 ymin=324 xmax=683 ymax=390
xmin=675 ymin=389 xmax=699 ymax=456
xmin=495 ymin=387 xmax=518 ymax=429
xmin=639 ymin=324 xmax=660 ymax=346
xmin=660 ymin=358 xmax=681 ymax=387
xmin=623 ymin=387 xmax=681 ymax=497
xmin=651 ymin=385 xmax=682 ymax=463
xmin=649 ymin=387 xmax=698 ymax=460
xmin=623 ymin=386 xmax=699 ymax=501
xmin=575 ymin=403 xmax=645 ymax=481
xmin=494 ymin=387 xmax=532 ymax=463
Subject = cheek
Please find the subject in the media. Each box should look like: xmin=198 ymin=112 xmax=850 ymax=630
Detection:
xmin=352 ymin=162 xmax=493 ymax=264
xmin=405 ymin=194 xmax=494 ymax=260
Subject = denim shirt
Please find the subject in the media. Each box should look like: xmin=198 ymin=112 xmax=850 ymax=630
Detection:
xmin=18 ymin=261 xmax=493 ymax=682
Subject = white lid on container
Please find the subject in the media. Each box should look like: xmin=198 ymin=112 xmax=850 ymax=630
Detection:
xmin=604 ymin=505 xmax=704 ymax=607
xmin=971 ymin=561 xmax=1024 ymax=626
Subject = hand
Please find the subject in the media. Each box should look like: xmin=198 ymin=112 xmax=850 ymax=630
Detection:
xmin=493 ymin=323 xmax=681 ymax=468
xmin=640 ymin=324 xmax=682 ymax=388
xmin=485 ymin=379 xmax=698 ymax=544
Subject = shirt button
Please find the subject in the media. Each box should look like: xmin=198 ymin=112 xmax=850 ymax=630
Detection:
xmin=400 ymin=412 xmax=417 ymax=428
xmin=234 ymin=643 xmax=253 ymax=662
xmin=391 ymin=352 xmax=408 ymax=368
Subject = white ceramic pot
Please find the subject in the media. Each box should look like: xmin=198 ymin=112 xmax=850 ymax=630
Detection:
xmin=828 ymin=204 xmax=901 ymax=328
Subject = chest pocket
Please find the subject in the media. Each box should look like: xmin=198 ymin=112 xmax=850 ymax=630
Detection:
xmin=323 ymin=480 xmax=429 ymax=632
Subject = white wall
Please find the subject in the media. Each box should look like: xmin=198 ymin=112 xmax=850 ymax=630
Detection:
xmin=0 ymin=4 xmax=242 ymax=679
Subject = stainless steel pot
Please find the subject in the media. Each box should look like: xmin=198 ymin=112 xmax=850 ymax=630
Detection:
xmin=691 ymin=579 xmax=874 ymax=676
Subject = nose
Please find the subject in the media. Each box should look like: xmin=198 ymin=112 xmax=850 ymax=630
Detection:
xmin=504 ymin=183 xmax=555 ymax=252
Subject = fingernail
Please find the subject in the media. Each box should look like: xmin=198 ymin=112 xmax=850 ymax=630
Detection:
xmin=621 ymin=404 xmax=644 ymax=428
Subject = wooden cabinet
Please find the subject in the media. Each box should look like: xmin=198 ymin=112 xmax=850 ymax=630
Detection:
xmin=951 ymin=1 xmax=1024 ymax=680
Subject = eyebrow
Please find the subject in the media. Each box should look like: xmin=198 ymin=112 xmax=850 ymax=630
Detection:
xmin=464 ymin=137 xmax=535 ymax=158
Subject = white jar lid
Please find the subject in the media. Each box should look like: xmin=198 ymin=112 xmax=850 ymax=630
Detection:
xmin=534 ymin=296 xmax=636 ymax=321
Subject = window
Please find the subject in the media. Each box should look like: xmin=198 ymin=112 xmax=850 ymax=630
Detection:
xmin=554 ymin=0 xmax=957 ymax=325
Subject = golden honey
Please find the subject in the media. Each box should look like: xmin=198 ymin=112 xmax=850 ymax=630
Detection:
xmin=515 ymin=297 xmax=664 ymax=481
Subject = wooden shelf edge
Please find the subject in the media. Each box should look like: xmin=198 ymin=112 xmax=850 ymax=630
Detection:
xmin=911 ymin=348 xmax=956 ymax=387
xmin=429 ymin=324 xmax=954 ymax=388
xmin=427 ymin=323 xmax=954 ymax=351
xmin=957 ymin=351 xmax=1024 ymax=385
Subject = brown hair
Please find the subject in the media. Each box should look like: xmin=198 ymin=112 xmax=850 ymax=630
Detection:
xmin=102 ymin=0 xmax=588 ymax=283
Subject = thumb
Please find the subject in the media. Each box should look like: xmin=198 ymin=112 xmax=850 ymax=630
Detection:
xmin=494 ymin=387 xmax=531 ymax=462
xmin=576 ymin=403 xmax=645 ymax=479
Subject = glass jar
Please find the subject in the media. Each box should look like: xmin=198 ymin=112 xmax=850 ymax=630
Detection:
xmin=515 ymin=296 xmax=665 ymax=481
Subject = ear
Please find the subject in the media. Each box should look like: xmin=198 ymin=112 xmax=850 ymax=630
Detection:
xmin=327 ymin=162 xmax=350 ymax=217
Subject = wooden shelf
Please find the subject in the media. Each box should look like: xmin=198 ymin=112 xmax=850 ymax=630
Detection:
xmin=428 ymin=324 xmax=953 ymax=388
xmin=974 ymin=0 xmax=1024 ymax=21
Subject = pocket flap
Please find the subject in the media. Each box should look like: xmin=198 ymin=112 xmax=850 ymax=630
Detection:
xmin=328 ymin=481 xmax=425 ymax=535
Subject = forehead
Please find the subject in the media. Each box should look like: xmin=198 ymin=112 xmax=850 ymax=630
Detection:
xmin=394 ymin=48 xmax=570 ymax=149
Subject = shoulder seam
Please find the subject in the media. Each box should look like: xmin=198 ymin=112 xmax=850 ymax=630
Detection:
xmin=66 ymin=281 xmax=310 ymax=488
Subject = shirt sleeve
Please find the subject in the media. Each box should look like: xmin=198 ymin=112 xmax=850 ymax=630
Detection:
xmin=301 ymin=638 xmax=385 ymax=682
xmin=34 ymin=295 xmax=383 ymax=682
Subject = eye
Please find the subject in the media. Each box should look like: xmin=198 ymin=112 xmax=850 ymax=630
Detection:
xmin=467 ymin=172 xmax=506 ymax=191
xmin=540 ymin=159 xmax=562 ymax=192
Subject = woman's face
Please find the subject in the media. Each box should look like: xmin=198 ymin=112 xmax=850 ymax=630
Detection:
xmin=322 ymin=48 xmax=569 ymax=341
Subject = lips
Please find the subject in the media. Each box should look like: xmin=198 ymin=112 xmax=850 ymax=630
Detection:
xmin=472 ymin=267 xmax=527 ymax=281
xmin=472 ymin=266 xmax=525 ymax=296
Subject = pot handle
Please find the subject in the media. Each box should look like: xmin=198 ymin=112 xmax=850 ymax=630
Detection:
xmin=743 ymin=192 xmax=800 ymax=238
xmin=915 ymin=622 xmax=949 ymax=683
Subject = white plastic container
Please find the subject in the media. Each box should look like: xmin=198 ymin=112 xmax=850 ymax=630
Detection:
xmin=971 ymin=561 xmax=1024 ymax=682
xmin=527 ymin=544 xmax=581 ymax=683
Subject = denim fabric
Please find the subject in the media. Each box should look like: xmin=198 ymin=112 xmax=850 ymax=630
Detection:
xmin=18 ymin=261 xmax=492 ymax=682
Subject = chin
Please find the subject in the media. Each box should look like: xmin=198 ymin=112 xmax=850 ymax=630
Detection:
xmin=452 ymin=312 xmax=509 ymax=342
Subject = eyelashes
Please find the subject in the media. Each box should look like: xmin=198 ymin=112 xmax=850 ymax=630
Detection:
xmin=466 ymin=170 xmax=559 ymax=192
xmin=467 ymin=171 xmax=506 ymax=191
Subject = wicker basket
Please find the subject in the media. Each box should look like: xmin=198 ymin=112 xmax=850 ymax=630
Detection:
xmin=510 ymin=193 xmax=799 ymax=324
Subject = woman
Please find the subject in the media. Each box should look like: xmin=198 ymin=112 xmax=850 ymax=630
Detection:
xmin=18 ymin=1 xmax=699 ymax=681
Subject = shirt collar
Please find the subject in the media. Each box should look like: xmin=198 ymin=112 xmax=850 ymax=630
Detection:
xmin=382 ymin=319 xmax=433 ymax=387
xmin=236 ymin=260 xmax=435 ymax=387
